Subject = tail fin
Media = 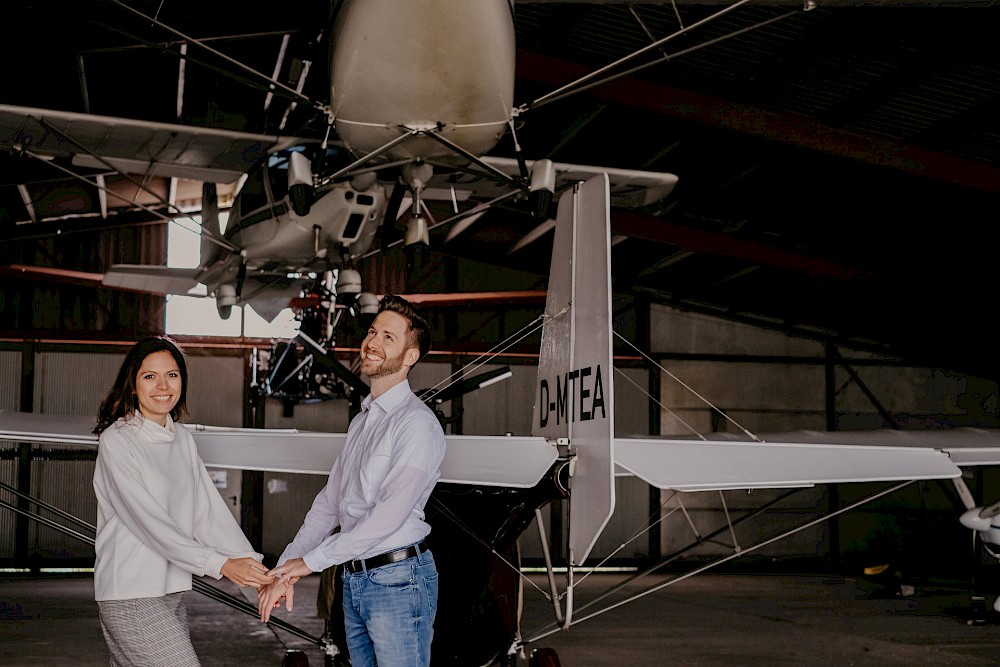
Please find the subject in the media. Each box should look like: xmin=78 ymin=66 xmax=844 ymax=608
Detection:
xmin=532 ymin=174 xmax=615 ymax=567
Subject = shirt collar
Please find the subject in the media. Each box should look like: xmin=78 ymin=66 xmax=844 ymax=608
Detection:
xmin=362 ymin=378 xmax=412 ymax=415
xmin=129 ymin=413 xmax=175 ymax=443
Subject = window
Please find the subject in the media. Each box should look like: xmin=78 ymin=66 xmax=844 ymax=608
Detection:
xmin=164 ymin=212 xmax=300 ymax=338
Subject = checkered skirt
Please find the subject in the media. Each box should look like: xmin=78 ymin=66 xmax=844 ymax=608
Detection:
xmin=97 ymin=592 xmax=200 ymax=666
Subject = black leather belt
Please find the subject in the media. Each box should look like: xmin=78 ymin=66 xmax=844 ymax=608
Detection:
xmin=344 ymin=540 xmax=427 ymax=574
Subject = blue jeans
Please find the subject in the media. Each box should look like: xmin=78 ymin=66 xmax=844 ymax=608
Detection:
xmin=342 ymin=547 xmax=438 ymax=667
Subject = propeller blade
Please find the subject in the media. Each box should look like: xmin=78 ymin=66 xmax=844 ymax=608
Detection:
xmin=381 ymin=180 xmax=408 ymax=254
xmin=509 ymin=218 xmax=556 ymax=254
xmin=236 ymin=262 xmax=247 ymax=299
xmin=981 ymin=499 xmax=1000 ymax=519
xmin=444 ymin=211 xmax=487 ymax=243
xmin=201 ymin=182 xmax=221 ymax=263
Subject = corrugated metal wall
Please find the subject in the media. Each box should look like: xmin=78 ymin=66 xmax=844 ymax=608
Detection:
xmin=0 ymin=350 xmax=21 ymax=559
xmin=185 ymin=353 xmax=245 ymax=428
xmin=0 ymin=460 xmax=14 ymax=558
xmin=33 ymin=350 xmax=124 ymax=417
xmin=29 ymin=458 xmax=97 ymax=560
xmin=11 ymin=350 xmax=117 ymax=563
xmin=261 ymin=472 xmax=328 ymax=559
xmin=651 ymin=307 xmax=833 ymax=560
xmin=461 ymin=363 xmax=535 ymax=437
xmin=0 ymin=350 xmax=20 ymax=410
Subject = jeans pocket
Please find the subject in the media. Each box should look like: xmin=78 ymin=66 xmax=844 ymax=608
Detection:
xmin=419 ymin=563 xmax=439 ymax=618
xmin=416 ymin=558 xmax=439 ymax=583
xmin=369 ymin=560 xmax=414 ymax=587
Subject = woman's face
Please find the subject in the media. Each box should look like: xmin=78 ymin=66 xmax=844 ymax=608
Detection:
xmin=134 ymin=350 xmax=182 ymax=426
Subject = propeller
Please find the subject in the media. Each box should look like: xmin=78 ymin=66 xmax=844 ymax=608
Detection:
xmin=960 ymin=499 xmax=1000 ymax=532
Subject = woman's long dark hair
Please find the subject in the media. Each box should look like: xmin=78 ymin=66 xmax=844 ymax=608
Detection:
xmin=93 ymin=336 xmax=189 ymax=434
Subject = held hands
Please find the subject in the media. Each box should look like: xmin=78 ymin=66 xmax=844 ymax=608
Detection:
xmin=257 ymin=558 xmax=313 ymax=623
xmin=268 ymin=557 xmax=314 ymax=581
xmin=220 ymin=557 xmax=274 ymax=589
xmin=257 ymin=577 xmax=295 ymax=623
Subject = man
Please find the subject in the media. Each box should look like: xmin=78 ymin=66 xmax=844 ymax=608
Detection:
xmin=259 ymin=294 xmax=446 ymax=667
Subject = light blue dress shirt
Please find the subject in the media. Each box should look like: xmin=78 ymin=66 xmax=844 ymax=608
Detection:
xmin=279 ymin=378 xmax=447 ymax=573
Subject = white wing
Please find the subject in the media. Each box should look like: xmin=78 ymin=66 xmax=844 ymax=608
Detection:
xmin=0 ymin=104 xmax=308 ymax=183
xmin=0 ymin=411 xmax=556 ymax=489
xmin=615 ymin=435 xmax=962 ymax=493
xmin=5 ymin=410 xmax=996 ymax=493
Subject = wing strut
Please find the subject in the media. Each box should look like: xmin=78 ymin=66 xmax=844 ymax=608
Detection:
xmin=534 ymin=508 xmax=565 ymax=626
xmin=524 ymin=480 xmax=914 ymax=645
xmin=526 ymin=488 xmax=803 ymax=646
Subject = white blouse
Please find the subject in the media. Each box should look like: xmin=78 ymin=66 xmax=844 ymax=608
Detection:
xmin=93 ymin=415 xmax=261 ymax=601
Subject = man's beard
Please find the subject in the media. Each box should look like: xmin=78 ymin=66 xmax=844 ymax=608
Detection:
xmin=361 ymin=348 xmax=406 ymax=379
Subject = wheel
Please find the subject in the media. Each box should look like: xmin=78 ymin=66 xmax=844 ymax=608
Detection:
xmin=529 ymin=647 xmax=562 ymax=667
xmin=283 ymin=649 xmax=310 ymax=666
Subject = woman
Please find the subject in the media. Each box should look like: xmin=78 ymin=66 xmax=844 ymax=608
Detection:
xmin=92 ymin=335 xmax=273 ymax=666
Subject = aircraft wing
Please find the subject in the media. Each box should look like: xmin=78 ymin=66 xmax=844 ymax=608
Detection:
xmin=0 ymin=411 xmax=557 ymax=489
xmin=613 ymin=428 xmax=1000 ymax=492
xmin=101 ymin=265 xmax=203 ymax=296
xmin=195 ymin=430 xmax=556 ymax=488
xmin=99 ymin=266 xmax=305 ymax=322
xmin=470 ymin=156 xmax=678 ymax=207
xmin=0 ymin=411 xmax=97 ymax=446
xmin=420 ymin=156 xmax=677 ymax=210
xmin=0 ymin=104 xmax=308 ymax=183
xmin=8 ymin=410 xmax=998 ymax=493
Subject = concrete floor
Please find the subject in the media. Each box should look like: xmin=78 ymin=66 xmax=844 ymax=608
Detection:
xmin=2 ymin=570 xmax=1000 ymax=666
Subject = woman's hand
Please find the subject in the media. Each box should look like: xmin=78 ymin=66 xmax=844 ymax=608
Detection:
xmin=257 ymin=558 xmax=313 ymax=622
xmin=258 ymin=577 xmax=297 ymax=622
xmin=220 ymin=557 xmax=274 ymax=589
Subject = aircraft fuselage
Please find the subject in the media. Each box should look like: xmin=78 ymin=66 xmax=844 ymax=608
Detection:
xmin=220 ymin=181 xmax=383 ymax=272
xmin=330 ymin=0 xmax=516 ymax=162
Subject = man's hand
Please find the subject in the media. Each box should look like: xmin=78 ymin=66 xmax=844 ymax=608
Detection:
xmin=257 ymin=578 xmax=296 ymax=623
xmin=257 ymin=558 xmax=313 ymax=623
xmin=267 ymin=557 xmax=314 ymax=581
xmin=220 ymin=557 xmax=274 ymax=589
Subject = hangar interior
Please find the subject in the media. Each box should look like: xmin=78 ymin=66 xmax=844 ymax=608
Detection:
xmin=4 ymin=304 xmax=999 ymax=578
xmin=2 ymin=0 xmax=1000 ymax=648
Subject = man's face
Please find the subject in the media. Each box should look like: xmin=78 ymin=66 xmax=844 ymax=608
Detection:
xmin=360 ymin=310 xmax=414 ymax=379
